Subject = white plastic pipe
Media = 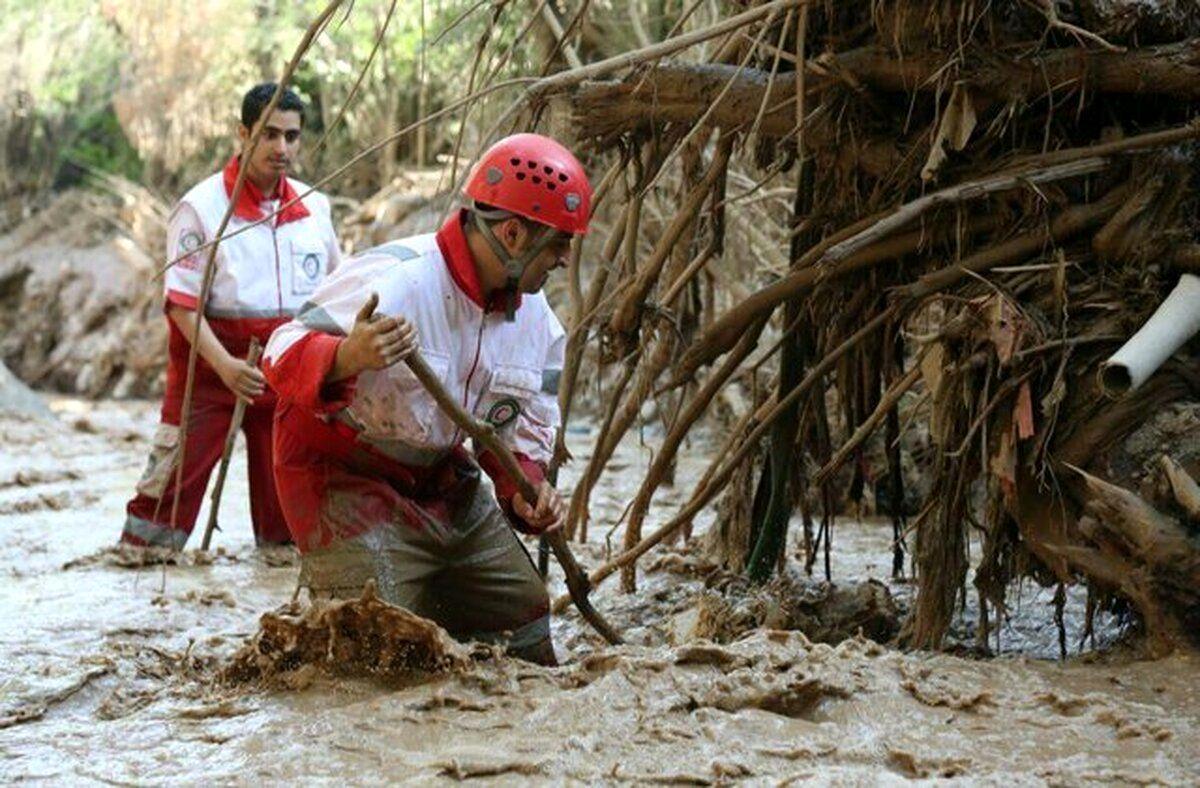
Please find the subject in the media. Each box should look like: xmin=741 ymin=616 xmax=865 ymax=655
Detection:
xmin=1100 ymin=273 xmax=1200 ymax=397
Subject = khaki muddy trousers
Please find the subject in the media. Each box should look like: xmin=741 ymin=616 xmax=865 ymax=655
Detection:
xmin=298 ymin=472 xmax=554 ymax=665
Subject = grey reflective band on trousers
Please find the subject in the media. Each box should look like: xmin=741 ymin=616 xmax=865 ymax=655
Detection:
xmin=206 ymin=306 xmax=300 ymax=320
xmin=122 ymin=514 xmax=189 ymax=549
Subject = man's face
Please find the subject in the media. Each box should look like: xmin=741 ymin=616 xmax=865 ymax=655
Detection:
xmin=517 ymin=227 xmax=573 ymax=294
xmin=238 ymin=108 xmax=303 ymax=185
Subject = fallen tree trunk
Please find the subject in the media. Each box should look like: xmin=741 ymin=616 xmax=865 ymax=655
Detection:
xmin=830 ymin=38 xmax=1200 ymax=99
xmin=1057 ymin=462 xmax=1200 ymax=653
xmin=547 ymin=40 xmax=1200 ymax=144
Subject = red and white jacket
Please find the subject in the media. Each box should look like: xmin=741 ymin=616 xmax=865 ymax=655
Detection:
xmin=263 ymin=211 xmax=566 ymax=548
xmin=161 ymin=157 xmax=340 ymax=412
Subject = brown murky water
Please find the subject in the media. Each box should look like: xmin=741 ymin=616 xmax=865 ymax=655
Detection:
xmin=1 ymin=398 xmax=1197 ymax=784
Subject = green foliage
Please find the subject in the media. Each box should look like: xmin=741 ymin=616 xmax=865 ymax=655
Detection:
xmin=57 ymin=107 xmax=144 ymax=186
xmin=1 ymin=0 xmax=586 ymax=198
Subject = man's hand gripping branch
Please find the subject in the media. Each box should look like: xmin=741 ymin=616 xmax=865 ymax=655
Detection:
xmin=328 ymin=292 xmax=419 ymax=382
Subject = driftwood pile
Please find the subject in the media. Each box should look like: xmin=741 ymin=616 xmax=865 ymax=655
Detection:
xmin=526 ymin=0 xmax=1200 ymax=653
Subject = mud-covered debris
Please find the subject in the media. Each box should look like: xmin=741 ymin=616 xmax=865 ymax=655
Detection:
xmin=899 ymin=665 xmax=994 ymax=711
xmin=63 ymin=545 xmax=238 ymax=570
xmin=222 ymin=581 xmax=469 ymax=684
xmin=0 ymin=468 xmax=81 ymax=489
xmin=672 ymin=642 xmax=753 ymax=668
xmin=674 ymin=577 xmax=900 ymax=646
xmin=687 ymin=668 xmax=852 ymax=718
xmin=434 ymin=756 xmax=545 ymax=780
xmin=178 ymin=589 xmax=236 ymax=607
xmin=0 ymin=490 xmax=94 ymax=515
xmin=668 ymin=633 xmax=862 ymax=718
xmin=1094 ymin=708 xmax=1174 ymax=741
xmin=1034 ymin=690 xmax=1093 ymax=716
xmin=408 ymin=691 xmax=494 ymax=713
xmin=0 ymin=189 xmax=167 ymax=398
xmin=175 ymin=699 xmax=254 ymax=719
xmin=887 ymin=749 xmax=972 ymax=779
xmin=781 ymin=579 xmax=901 ymax=644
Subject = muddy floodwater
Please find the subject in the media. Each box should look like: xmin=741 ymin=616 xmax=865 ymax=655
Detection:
xmin=1 ymin=398 xmax=1198 ymax=785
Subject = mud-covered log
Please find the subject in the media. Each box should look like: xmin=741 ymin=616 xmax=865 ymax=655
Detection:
xmin=548 ymin=40 xmax=1200 ymax=145
xmin=832 ymin=38 xmax=1200 ymax=100
xmin=550 ymin=64 xmax=796 ymax=139
xmin=1064 ymin=464 xmax=1200 ymax=652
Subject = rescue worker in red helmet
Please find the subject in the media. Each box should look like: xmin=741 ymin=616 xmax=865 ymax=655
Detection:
xmin=263 ymin=133 xmax=592 ymax=665
xmin=120 ymin=83 xmax=341 ymax=549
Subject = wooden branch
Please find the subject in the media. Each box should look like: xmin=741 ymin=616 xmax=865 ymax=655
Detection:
xmin=813 ymin=357 xmax=924 ymax=486
xmin=831 ymin=38 xmax=1200 ymax=99
xmin=671 ymin=212 xmax=1005 ymax=386
xmin=200 ymin=339 xmax=262 ymax=551
xmin=1168 ymin=244 xmax=1200 ymax=273
xmin=820 ymin=158 xmax=1110 ymax=266
xmin=546 ymin=42 xmax=1200 ymax=145
xmin=538 ymin=0 xmax=583 ymax=70
xmin=1159 ymin=455 xmax=1200 ymax=522
xmin=619 ymin=318 xmax=768 ymax=590
xmin=403 ymin=352 xmax=623 ymax=645
xmin=564 ymin=355 xmax=637 ymax=542
xmin=554 ymin=305 xmax=898 ymax=612
xmin=609 ymin=138 xmax=732 ymax=338
xmin=531 ymin=0 xmax=804 ymax=97
xmin=1007 ymin=119 xmax=1200 ymax=172
xmin=899 ymin=184 xmax=1129 ymax=299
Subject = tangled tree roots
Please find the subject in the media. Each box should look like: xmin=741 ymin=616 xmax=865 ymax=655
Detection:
xmin=534 ymin=0 xmax=1200 ymax=654
xmin=223 ymin=582 xmax=469 ymax=685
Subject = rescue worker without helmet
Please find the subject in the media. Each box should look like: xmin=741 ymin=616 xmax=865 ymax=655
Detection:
xmin=120 ymin=83 xmax=341 ymax=549
xmin=263 ymin=133 xmax=592 ymax=665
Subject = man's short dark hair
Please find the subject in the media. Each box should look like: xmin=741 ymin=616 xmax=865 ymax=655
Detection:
xmin=241 ymin=82 xmax=305 ymax=129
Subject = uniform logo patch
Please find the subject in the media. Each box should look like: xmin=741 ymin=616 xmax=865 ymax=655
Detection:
xmin=180 ymin=230 xmax=203 ymax=251
xmin=178 ymin=230 xmax=204 ymax=270
xmin=485 ymin=397 xmax=521 ymax=429
xmin=301 ymin=252 xmax=321 ymax=280
xmin=290 ymin=246 xmax=326 ymax=296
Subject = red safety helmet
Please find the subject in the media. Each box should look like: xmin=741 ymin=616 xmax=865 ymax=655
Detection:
xmin=463 ymin=133 xmax=592 ymax=235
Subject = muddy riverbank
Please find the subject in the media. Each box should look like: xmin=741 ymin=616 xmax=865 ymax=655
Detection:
xmin=1 ymin=398 xmax=1197 ymax=784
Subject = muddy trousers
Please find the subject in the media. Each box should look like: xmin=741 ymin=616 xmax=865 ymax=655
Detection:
xmin=121 ymin=397 xmax=290 ymax=548
xmin=298 ymin=475 xmax=554 ymax=666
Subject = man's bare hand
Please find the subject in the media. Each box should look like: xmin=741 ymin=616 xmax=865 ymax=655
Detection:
xmin=336 ymin=292 xmax=418 ymax=377
xmin=512 ymin=481 xmax=564 ymax=534
xmin=216 ymin=357 xmax=267 ymax=402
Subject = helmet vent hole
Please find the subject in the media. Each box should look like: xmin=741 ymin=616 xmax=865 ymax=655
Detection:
xmin=547 ymin=182 xmax=556 ymax=191
xmin=527 ymin=161 xmax=537 ymax=169
xmin=532 ymin=175 xmax=542 ymax=184
xmin=516 ymin=172 xmax=526 ymax=181
xmin=543 ymin=166 xmax=553 ymax=175
xmin=510 ymin=158 xmax=520 ymax=166
xmin=557 ymin=173 xmax=568 ymax=183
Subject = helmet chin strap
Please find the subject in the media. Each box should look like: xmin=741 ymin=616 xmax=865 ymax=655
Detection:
xmin=470 ymin=208 xmax=557 ymax=321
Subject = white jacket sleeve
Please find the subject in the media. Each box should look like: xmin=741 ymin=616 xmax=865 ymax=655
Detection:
xmin=162 ymin=202 xmax=208 ymax=310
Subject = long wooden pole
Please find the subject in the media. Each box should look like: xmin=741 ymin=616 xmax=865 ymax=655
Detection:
xmin=200 ymin=339 xmax=262 ymax=552
xmin=402 ymin=351 xmax=624 ymax=645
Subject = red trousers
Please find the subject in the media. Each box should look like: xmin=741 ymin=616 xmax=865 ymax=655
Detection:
xmin=120 ymin=316 xmax=290 ymax=548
